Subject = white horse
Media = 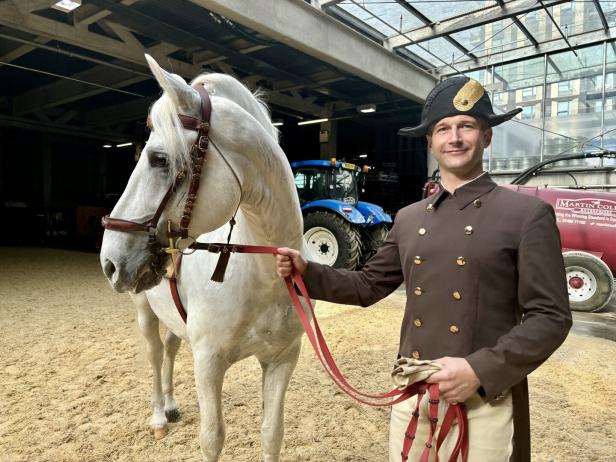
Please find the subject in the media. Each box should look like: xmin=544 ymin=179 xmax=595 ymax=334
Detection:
xmin=100 ymin=54 xmax=308 ymax=461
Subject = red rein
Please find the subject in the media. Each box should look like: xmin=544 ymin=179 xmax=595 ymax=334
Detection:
xmin=168 ymin=244 xmax=468 ymax=461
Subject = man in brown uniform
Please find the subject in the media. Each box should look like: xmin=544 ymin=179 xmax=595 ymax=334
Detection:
xmin=276 ymin=76 xmax=572 ymax=461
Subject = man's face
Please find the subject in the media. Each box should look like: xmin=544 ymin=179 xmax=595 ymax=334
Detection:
xmin=426 ymin=115 xmax=492 ymax=178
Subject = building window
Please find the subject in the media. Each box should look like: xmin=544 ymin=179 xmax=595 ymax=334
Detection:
xmin=492 ymin=92 xmax=507 ymax=107
xmin=522 ymin=87 xmax=536 ymax=100
xmin=594 ymin=99 xmax=603 ymax=113
xmin=606 ymin=73 xmax=615 ymax=90
xmin=558 ymin=80 xmax=572 ymax=94
xmin=491 ymin=20 xmax=505 ymax=48
xmin=557 ymin=100 xmax=571 ymax=117
xmin=559 ymin=3 xmax=573 ymax=28
xmin=521 ymin=105 xmax=536 ymax=120
xmin=592 ymin=74 xmax=603 ymax=92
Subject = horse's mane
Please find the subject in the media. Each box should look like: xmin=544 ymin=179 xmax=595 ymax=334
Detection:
xmin=148 ymin=72 xmax=279 ymax=180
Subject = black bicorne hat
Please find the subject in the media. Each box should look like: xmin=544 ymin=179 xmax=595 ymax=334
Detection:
xmin=398 ymin=76 xmax=522 ymax=137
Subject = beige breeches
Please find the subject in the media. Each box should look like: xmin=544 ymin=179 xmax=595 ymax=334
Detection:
xmin=389 ymin=390 xmax=514 ymax=462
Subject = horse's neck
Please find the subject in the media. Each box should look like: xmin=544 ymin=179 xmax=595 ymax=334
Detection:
xmin=236 ymin=174 xmax=304 ymax=251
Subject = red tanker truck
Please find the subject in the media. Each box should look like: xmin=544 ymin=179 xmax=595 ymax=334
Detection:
xmin=423 ymin=151 xmax=616 ymax=312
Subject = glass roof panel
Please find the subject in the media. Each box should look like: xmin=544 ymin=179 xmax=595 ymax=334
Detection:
xmin=409 ymin=0 xmax=493 ymax=23
xmin=515 ymin=2 xmax=603 ymax=45
xmin=337 ymin=2 xmax=424 ymax=37
xmin=404 ymin=37 xmax=466 ymax=70
xmin=598 ymin=1 xmax=616 ymax=24
xmin=546 ymin=45 xmax=604 ymax=84
xmin=450 ymin=18 xmax=521 ymax=60
xmin=567 ymin=1 xmax=604 ymax=34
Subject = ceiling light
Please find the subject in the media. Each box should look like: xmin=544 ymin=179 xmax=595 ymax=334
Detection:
xmin=272 ymin=121 xmax=284 ymax=127
xmin=52 ymin=0 xmax=81 ymax=13
xmin=357 ymin=104 xmax=376 ymax=113
xmin=359 ymin=154 xmax=368 ymax=158
xmin=116 ymin=142 xmax=133 ymax=148
xmin=297 ymin=118 xmax=328 ymax=126
xmin=102 ymin=144 xmax=112 ymax=148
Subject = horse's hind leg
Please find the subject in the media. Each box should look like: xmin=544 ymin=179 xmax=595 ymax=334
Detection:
xmin=162 ymin=328 xmax=181 ymax=422
xmin=258 ymin=340 xmax=302 ymax=462
xmin=132 ymin=292 xmax=168 ymax=439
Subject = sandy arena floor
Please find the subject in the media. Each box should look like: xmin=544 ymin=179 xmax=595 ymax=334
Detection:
xmin=1 ymin=247 xmax=615 ymax=461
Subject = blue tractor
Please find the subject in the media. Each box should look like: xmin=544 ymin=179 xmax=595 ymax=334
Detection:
xmin=291 ymin=159 xmax=392 ymax=270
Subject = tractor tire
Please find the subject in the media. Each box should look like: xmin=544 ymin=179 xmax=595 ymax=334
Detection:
xmin=563 ymin=251 xmax=614 ymax=312
xmin=303 ymin=211 xmax=362 ymax=270
xmin=359 ymin=223 xmax=390 ymax=266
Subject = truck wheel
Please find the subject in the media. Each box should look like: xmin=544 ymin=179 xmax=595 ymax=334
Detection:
xmin=563 ymin=251 xmax=614 ymax=312
xmin=304 ymin=211 xmax=362 ymax=270
xmin=360 ymin=223 xmax=390 ymax=266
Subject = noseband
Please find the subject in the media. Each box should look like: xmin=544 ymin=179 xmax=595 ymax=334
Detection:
xmin=101 ymin=85 xmax=234 ymax=276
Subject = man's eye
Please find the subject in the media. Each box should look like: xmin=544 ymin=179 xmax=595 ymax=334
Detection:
xmin=149 ymin=153 xmax=168 ymax=168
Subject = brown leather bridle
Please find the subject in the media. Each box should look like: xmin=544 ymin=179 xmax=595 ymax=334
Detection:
xmin=101 ymin=85 xmax=217 ymax=271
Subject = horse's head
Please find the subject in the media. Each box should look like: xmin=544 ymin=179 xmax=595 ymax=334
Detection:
xmin=100 ymin=55 xmax=241 ymax=293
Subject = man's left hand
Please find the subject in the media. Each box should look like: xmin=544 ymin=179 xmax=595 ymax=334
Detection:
xmin=425 ymin=357 xmax=480 ymax=404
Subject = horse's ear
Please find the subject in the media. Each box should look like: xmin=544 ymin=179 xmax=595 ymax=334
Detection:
xmin=144 ymin=54 xmax=200 ymax=114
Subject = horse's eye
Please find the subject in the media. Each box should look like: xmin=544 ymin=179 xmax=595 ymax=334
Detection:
xmin=149 ymin=152 xmax=168 ymax=168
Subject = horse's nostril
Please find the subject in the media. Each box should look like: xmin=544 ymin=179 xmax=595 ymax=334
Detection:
xmin=103 ymin=259 xmax=116 ymax=279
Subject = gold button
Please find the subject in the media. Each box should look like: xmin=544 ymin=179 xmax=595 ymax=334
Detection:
xmin=474 ymin=199 xmax=482 ymax=208
xmin=426 ymin=203 xmax=434 ymax=211
xmin=412 ymin=350 xmax=420 ymax=359
xmin=414 ymin=287 xmax=423 ymax=296
xmin=413 ymin=319 xmax=422 ymax=327
xmin=418 ymin=227 xmax=427 ymax=235
xmin=414 ymin=256 xmax=423 ymax=265
xmin=452 ymin=291 xmax=461 ymax=300
xmin=449 ymin=325 xmax=460 ymax=334
xmin=456 ymin=257 xmax=466 ymax=266
xmin=464 ymin=225 xmax=473 ymax=235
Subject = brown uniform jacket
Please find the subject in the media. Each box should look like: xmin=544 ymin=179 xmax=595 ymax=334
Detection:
xmin=302 ymin=173 xmax=572 ymax=461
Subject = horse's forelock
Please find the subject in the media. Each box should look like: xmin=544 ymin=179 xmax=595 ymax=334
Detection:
xmin=149 ymin=95 xmax=191 ymax=179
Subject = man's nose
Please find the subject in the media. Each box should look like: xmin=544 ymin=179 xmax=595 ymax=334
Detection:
xmin=448 ymin=127 xmax=462 ymax=143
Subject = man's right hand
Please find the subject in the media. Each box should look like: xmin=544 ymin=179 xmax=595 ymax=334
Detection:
xmin=276 ymin=247 xmax=308 ymax=277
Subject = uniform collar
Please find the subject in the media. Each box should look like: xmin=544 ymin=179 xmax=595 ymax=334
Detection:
xmin=431 ymin=173 xmax=497 ymax=210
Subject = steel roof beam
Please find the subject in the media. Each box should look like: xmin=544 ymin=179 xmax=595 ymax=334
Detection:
xmin=13 ymin=64 xmax=148 ymax=116
xmin=395 ymin=1 xmax=477 ymax=62
xmin=191 ymin=0 xmax=435 ymax=103
xmin=0 ymin=114 xmax=132 ymax=142
xmin=443 ymin=27 xmax=616 ymax=74
xmin=87 ymin=0 xmax=313 ymax=85
xmin=0 ymin=2 xmax=203 ymax=77
xmin=386 ymin=0 xmax=571 ymax=49
xmin=314 ymin=0 xmax=347 ymax=8
xmin=592 ymin=0 xmax=609 ymax=32
xmin=512 ymin=16 xmax=539 ymax=47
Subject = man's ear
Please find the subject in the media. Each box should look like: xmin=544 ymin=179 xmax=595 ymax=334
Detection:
xmin=483 ymin=127 xmax=493 ymax=148
xmin=426 ymin=134 xmax=432 ymax=150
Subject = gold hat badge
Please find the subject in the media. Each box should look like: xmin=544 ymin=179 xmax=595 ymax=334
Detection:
xmin=453 ymin=79 xmax=484 ymax=112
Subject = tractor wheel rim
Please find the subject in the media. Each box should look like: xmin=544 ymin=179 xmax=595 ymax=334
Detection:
xmin=566 ymin=266 xmax=597 ymax=302
xmin=304 ymin=227 xmax=338 ymax=266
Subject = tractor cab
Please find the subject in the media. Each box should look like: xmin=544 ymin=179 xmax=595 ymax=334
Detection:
xmin=293 ymin=159 xmax=363 ymax=206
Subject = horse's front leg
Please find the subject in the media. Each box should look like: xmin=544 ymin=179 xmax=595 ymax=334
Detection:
xmin=258 ymin=339 xmax=302 ymax=462
xmin=162 ymin=328 xmax=182 ymax=422
xmin=131 ymin=292 xmax=168 ymax=439
xmin=193 ymin=347 xmax=229 ymax=462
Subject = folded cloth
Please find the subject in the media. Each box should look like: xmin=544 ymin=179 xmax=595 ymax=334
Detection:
xmin=390 ymin=357 xmax=442 ymax=389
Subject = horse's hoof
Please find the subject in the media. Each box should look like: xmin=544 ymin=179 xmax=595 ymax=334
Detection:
xmin=165 ymin=408 xmax=181 ymax=422
xmin=150 ymin=425 xmax=168 ymax=440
